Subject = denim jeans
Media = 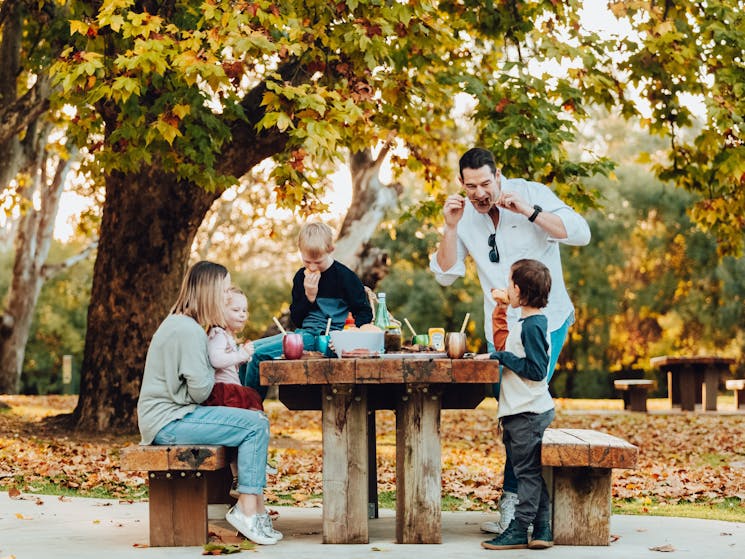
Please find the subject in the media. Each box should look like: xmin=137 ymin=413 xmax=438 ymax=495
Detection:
xmin=153 ymin=405 xmax=270 ymax=494
xmin=502 ymin=408 xmax=555 ymax=528
xmin=490 ymin=313 xmax=572 ymax=494
xmin=241 ymin=330 xmax=320 ymax=398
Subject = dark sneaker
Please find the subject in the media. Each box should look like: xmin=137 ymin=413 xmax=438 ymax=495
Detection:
xmin=528 ymin=522 xmax=553 ymax=549
xmin=481 ymin=519 xmax=528 ymax=550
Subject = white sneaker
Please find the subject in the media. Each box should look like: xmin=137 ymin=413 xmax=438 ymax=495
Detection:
xmin=481 ymin=491 xmax=518 ymax=534
xmin=226 ymin=506 xmax=278 ymax=545
xmin=259 ymin=512 xmax=283 ymax=540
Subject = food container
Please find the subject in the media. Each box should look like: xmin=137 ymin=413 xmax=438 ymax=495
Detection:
xmin=330 ymin=330 xmax=384 ymax=357
xmin=428 ymin=328 xmax=445 ymax=351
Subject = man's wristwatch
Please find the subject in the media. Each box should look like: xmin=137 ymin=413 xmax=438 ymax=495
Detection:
xmin=528 ymin=205 xmax=542 ymax=222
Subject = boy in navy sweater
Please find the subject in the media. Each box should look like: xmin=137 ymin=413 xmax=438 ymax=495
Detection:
xmin=242 ymin=223 xmax=372 ymax=395
xmin=479 ymin=259 xmax=554 ymax=550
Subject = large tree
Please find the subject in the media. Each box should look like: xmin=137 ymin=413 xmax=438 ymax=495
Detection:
xmin=53 ymin=0 xmax=616 ymax=431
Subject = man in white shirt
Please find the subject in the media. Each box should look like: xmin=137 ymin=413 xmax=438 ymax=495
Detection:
xmin=429 ymin=147 xmax=590 ymax=534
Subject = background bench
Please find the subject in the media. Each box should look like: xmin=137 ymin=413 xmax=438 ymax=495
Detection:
xmin=613 ymin=379 xmax=656 ymax=412
xmin=542 ymin=428 xmax=638 ymax=546
xmin=120 ymin=445 xmax=232 ymax=546
xmin=726 ymin=379 xmax=745 ymax=409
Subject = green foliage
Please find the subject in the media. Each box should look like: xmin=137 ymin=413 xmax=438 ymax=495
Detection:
xmin=230 ymin=269 xmax=292 ymax=339
xmin=2 ymin=243 xmax=93 ymax=394
xmin=559 ymin=117 xmax=745 ymax=391
xmin=613 ymin=1 xmax=745 ymax=255
xmin=372 ymin=218 xmax=486 ymax=351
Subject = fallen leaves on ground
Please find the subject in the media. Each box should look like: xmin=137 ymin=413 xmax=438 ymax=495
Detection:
xmin=1 ymin=395 xmax=745 ymax=510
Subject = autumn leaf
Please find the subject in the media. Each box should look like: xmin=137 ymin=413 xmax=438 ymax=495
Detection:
xmin=8 ymin=487 xmax=21 ymax=499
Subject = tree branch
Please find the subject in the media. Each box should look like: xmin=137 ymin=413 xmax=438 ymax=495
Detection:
xmin=0 ymin=77 xmax=50 ymax=145
xmin=41 ymin=240 xmax=99 ymax=281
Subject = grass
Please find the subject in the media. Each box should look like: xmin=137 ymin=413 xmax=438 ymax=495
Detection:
xmin=614 ymin=497 xmax=745 ymax=523
xmin=378 ymin=492 xmax=745 ymax=522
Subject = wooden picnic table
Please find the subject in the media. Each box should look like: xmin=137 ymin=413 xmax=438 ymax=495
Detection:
xmin=260 ymin=354 xmax=500 ymax=544
xmin=650 ymin=355 xmax=735 ymax=411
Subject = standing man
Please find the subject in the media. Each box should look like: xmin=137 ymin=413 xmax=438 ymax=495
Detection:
xmin=429 ymin=147 xmax=590 ymax=534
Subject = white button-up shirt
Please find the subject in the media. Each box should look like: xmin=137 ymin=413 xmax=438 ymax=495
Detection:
xmin=429 ymin=177 xmax=591 ymax=342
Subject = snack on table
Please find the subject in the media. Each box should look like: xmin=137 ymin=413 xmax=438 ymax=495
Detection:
xmin=491 ymin=288 xmax=509 ymax=304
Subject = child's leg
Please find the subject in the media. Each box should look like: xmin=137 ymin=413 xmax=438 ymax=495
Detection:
xmin=501 ymin=409 xmax=555 ymax=529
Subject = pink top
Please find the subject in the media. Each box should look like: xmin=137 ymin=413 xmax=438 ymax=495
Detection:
xmin=207 ymin=326 xmax=250 ymax=385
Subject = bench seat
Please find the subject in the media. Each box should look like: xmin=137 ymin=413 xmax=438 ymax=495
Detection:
xmin=541 ymin=428 xmax=638 ymax=546
xmin=120 ymin=445 xmax=232 ymax=546
xmin=726 ymin=379 xmax=745 ymax=409
xmin=613 ymin=379 xmax=656 ymax=412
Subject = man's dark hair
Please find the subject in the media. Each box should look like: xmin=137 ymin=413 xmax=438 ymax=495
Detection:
xmin=459 ymin=147 xmax=497 ymax=178
xmin=511 ymin=259 xmax=551 ymax=309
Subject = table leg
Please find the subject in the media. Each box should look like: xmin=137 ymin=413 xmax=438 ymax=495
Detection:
xmin=367 ymin=406 xmax=379 ymax=519
xmin=702 ymin=367 xmax=719 ymax=411
xmin=678 ymin=368 xmax=696 ymax=411
xmin=395 ymin=384 xmax=441 ymax=543
xmin=322 ymin=384 xmax=368 ymax=543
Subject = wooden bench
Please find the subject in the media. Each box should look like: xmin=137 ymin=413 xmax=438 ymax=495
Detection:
xmin=120 ymin=444 xmax=233 ymax=546
xmin=542 ymin=428 xmax=638 ymax=546
xmin=726 ymin=379 xmax=745 ymax=409
xmin=613 ymin=379 xmax=656 ymax=412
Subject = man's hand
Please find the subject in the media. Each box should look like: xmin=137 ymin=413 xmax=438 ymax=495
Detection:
xmin=303 ymin=268 xmax=320 ymax=302
xmin=443 ymin=194 xmax=466 ymax=228
xmin=497 ymin=190 xmax=531 ymax=217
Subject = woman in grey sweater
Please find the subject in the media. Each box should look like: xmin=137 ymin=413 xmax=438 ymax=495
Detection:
xmin=137 ymin=260 xmax=281 ymax=545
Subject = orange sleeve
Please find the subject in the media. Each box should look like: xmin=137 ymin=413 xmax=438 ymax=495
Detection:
xmin=491 ymin=304 xmax=508 ymax=351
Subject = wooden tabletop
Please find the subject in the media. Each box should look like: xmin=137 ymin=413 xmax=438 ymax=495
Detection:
xmin=260 ymin=356 xmax=501 ymax=386
xmin=650 ymin=355 xmax=735 ymax=368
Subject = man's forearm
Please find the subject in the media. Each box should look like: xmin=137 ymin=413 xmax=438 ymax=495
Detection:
xmin=531 ymin=210 xmax=567 ymax=239
xmin=435 ymin=226 xmax=459 ymax=270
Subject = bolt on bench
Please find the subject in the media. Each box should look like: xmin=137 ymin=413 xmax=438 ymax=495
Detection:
xmin=613 ymin=379 xmax=656 ymax=412
xmin=120 ymin=444 xmax=233 ymax=546
xmin=541 ymin=428 xmax=638 ymax=546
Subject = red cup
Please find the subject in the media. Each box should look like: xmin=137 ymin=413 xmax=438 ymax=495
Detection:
xmin=282 ymin=333 xmax=304 ymax=360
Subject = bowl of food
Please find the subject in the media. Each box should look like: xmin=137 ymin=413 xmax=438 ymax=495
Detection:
xmin=330 ymin=325 xmax=384 ymax=358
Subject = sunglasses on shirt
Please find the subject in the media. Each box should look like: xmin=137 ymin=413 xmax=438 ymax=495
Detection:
xmin=488 ymin=233 xmax=499 ymax=263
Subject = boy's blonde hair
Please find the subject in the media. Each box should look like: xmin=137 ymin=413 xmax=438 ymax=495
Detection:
xmin=298 ymin=222 xmax=335 ymax=259
xmin=170 ymin=261 xmax=228 ymax=329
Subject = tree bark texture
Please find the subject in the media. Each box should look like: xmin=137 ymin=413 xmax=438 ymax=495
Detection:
xmin=72 ymin=169 xmax=218 ymax=430
xmin=334 ymin=147 xmax=402 ymax=287
xmin=0 ymin=128 xmax=75 ymax=393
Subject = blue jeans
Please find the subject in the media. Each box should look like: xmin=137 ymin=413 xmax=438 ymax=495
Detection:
xmin=153 ymin=405 xmax=270 ymax=494
xmin=490 ymin=313 xmax=573 ymax=494
xmin=241 ymin=330 xmax=320 ymax=398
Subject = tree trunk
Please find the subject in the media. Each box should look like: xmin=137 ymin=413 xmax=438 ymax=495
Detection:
xmin=335 ymin=146 xmax=402 ymax=287
xmin=0 ymin=128 xmax=76 ymax=393
xmin=71 ymin=169 xmax=219 ymax=430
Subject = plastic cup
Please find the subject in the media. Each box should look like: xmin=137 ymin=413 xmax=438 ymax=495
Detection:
xmin=413 ymin=334 xmax=430 ymax=347
xmin=282 ymin=333 xmax=304 ymax=360
xmin=316 ymin=334 xmax=330 ymax=356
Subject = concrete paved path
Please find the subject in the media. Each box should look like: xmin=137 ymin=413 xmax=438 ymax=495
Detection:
xmin=1 ymin=493 xmax=743 ymax=558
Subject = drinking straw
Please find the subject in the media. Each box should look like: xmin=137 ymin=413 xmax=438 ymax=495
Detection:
xmin=403 ymin=318 xmax=418 ymax=337
xmin=324 ymin=317 xmax=332 ymax=336
xmin=272 ymin=316 xmax=287 ymax=335
xmin=459 ymin=313 xmax=470 ymax=334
